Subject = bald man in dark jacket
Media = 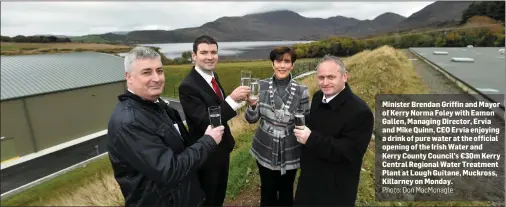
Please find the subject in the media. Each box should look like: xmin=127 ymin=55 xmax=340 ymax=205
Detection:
xmin=294 ymin=55 xmax=374 ymax=206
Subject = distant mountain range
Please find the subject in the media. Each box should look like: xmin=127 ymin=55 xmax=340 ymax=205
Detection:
xmin=110 ymin=31 xmax=130 ymax=35
xmin=34 ymin=34 xmax=74 ymax=38
xmin=73 ymin=1 xmax=472 ymax=44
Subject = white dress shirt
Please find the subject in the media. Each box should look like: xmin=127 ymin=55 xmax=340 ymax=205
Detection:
xmin=194 ymin=65 xmax=243 ymax=111
xmin=322 ymin=85 xmax=345 ymax=103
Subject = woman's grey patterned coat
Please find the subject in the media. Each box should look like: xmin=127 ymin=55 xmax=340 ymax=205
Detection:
xmin=245 ymin=75 xmax=311 ymax=175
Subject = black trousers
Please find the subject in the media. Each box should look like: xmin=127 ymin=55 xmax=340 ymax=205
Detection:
xmin=198 ymin=154 xmax=230 ymax=206
xmin=257 ymin=161 xmax=298 ymax=206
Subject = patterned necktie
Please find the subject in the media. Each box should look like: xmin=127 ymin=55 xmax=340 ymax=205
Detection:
xmin=211 ymin=77 xmax=223 ymax=100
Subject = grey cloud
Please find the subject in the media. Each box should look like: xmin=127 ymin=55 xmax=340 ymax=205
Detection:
xmin=1 ymin=2 xmax=434 ymax=37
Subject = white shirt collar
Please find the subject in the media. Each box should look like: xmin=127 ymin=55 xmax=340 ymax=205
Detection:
xmin=194 ymin=65 xmax=215 ymax=85
xmin=323 ymin=93 xmax=337 ymax=103
xmin=194 ymin=65 xmax=226 ymax=100
xmin=322 ymin=85 xmax=345 ymax=103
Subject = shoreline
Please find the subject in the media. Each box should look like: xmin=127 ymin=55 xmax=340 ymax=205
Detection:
xmin=165 ymin=44 xmax=299 ymax=61
xmin=218 ymin=46 xmax=278 ymax=61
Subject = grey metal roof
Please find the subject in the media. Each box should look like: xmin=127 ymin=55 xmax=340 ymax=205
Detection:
xmin=1 ymin=52 xmax=125 ymax=101
xmin=410 ymin=47 xmax=505 ymax=106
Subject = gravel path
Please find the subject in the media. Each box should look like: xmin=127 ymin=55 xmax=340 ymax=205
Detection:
xmin=403 ymin=49 xmax=465 ymax=94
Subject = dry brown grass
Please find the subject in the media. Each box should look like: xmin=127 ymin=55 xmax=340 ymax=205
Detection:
xmin=300 ymin=75 xmax=318 ymax=100
xmin=1 ymin=42 xmax=133 ymax=55
xmin=300 ymin=46 xmax=428 ymax=110
xmin=228 ymin=110 xmax=258 ymax=143
xmin=346 ymin=46 xmax=430 ymax=110
xmin=1 ymin=42 xmax=132 ymax=50
xmin=46 ymin=169 xmax=124 ymax=206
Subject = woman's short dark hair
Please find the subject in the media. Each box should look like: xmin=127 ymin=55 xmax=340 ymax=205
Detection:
xmin=269 ymin=46 xmax=296 ymax=63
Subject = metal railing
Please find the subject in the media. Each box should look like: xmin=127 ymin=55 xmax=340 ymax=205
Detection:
xmin=292 ymin=58 xmax=322 ymax=77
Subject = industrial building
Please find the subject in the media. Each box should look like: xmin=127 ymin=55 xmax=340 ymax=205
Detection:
xmin=1 ymin=52 xmax=126 ymax=163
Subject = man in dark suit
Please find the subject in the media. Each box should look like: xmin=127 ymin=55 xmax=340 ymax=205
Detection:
xmin=178 ymin=35 xmax=250 ymax=206
xmin=293 ymin=54 xmax=374 ymax=206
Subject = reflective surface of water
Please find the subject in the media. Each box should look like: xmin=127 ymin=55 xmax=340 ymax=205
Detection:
xmin=129 ymin=41 xmax=312 ymax=58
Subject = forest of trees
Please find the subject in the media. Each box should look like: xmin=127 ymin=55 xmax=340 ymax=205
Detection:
xmin=460 ymin=1 xmax=505 ymax=24
xmin=1 ymin=35 xmax=71 ymax=43
xmin=294 ymin=16 xmax=505 ymax=58
xmin=294 ymin=1 xmax=505 ymax=58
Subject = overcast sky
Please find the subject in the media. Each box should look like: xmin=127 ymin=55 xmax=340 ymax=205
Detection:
xmin=1 ymin=1 xmax=435 ymax=37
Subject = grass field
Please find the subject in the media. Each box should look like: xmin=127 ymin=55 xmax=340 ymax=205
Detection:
xmin=0 ymin=42 xmax=133 ymax=56
xmin=1 ymin=46 xmax=493 ymax=206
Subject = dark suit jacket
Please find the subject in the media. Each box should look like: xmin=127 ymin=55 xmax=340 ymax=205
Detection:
xmin=294 ymin=83 xmax=374 ymax=206
xmin=178 ymin=67 xmax=237 ymax=168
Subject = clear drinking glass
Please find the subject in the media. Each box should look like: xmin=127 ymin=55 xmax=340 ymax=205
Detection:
xmin=208 ymin=106 xmax=222 ymax=128
xmin=294 ymin=109 xmax=305 ymax=127
xmin=240 ymin=70 xmax=252 ymax=86
xmin=249 ymin=78 xmax=259 ymax=101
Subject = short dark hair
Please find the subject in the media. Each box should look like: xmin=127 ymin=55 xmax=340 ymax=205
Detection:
xmin=193 ymin=35 xmax=218 ymax=53
xmin=269 ymin=46 xmax=296 ymax=63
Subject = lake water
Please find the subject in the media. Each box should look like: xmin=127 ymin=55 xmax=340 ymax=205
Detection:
xmin=130 ymin=40 xmax=312 ymax=59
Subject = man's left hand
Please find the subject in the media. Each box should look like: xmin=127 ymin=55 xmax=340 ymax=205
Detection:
xmin=294 ymin=126 xmax=311 ymax=144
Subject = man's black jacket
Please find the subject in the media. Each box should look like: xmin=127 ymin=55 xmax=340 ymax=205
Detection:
xmin=107 ymin=91 xmax=218 ymax=207
xmin=294 ymin=83 xmax=374 ymax=206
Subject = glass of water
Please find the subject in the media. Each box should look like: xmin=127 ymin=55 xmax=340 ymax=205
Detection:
xmin=294 ymin=109 xmax=305 ymax=127
xmin=241 ymin=70 xmax=252 ymax=86
xmin=208 ymin=106 xmax=222 ymax=128
xmin=249 ymin=78 xmax=259 ymax=101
